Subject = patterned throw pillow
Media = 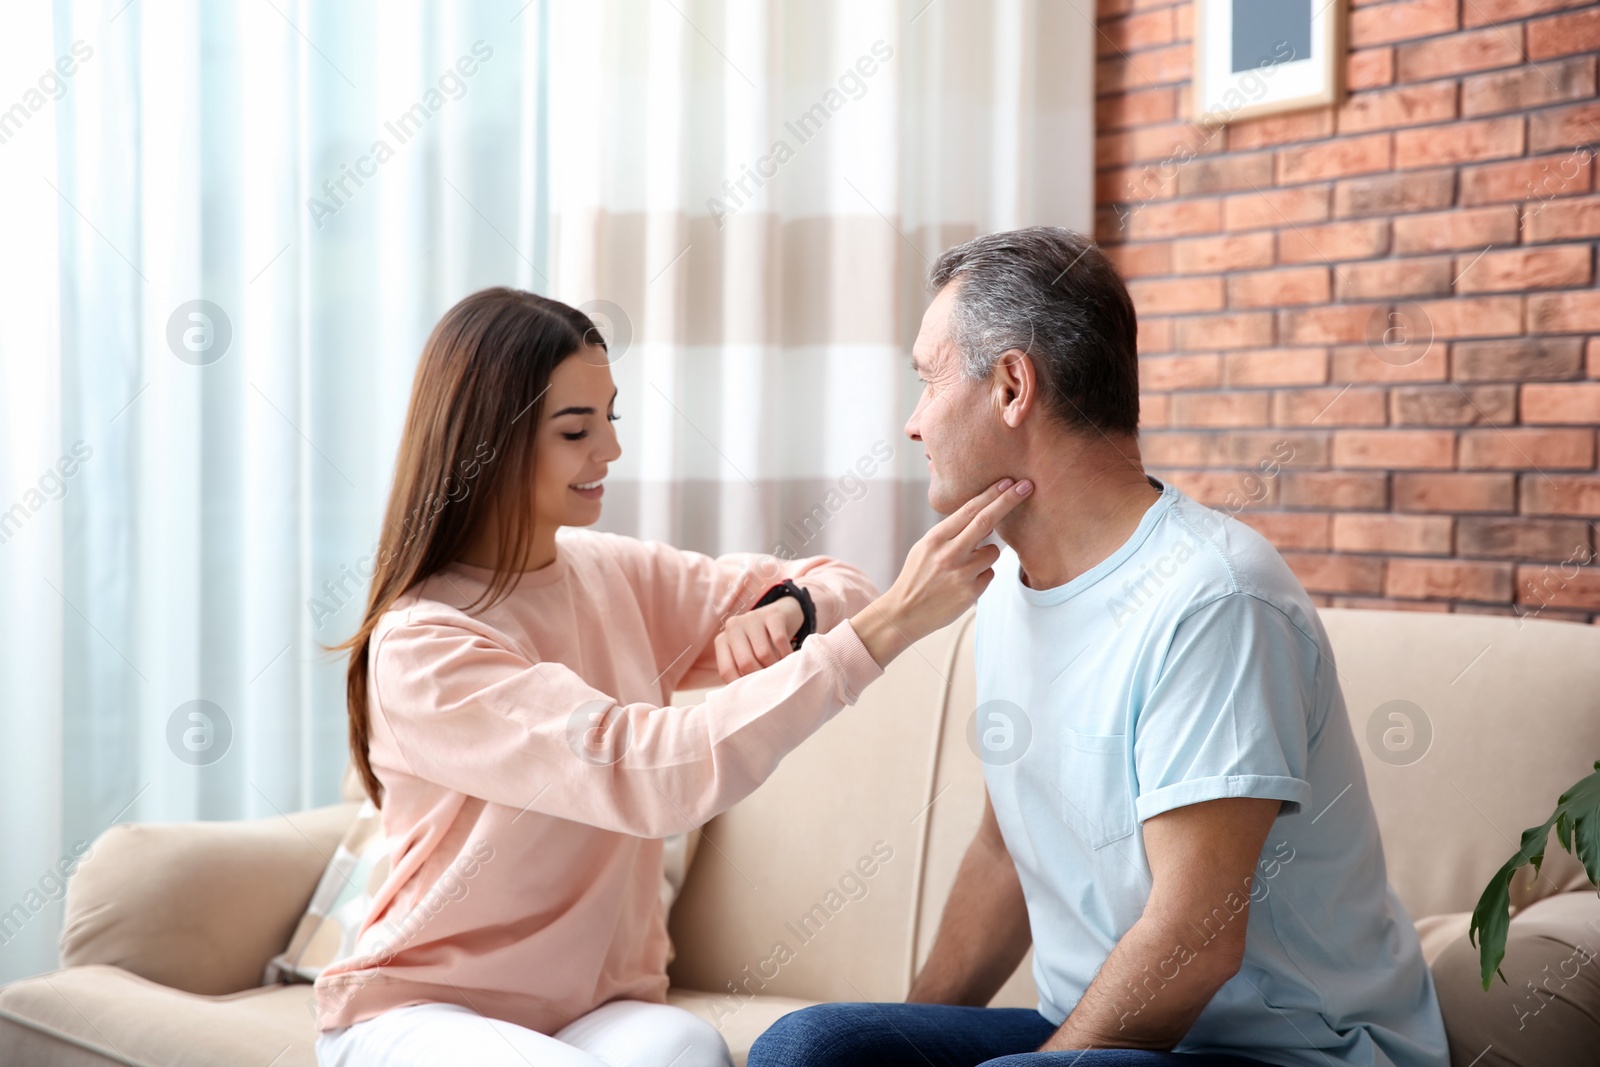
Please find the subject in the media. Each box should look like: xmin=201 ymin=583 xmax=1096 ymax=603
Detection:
xmin=265 ymin=801 xmax=702 ymax=983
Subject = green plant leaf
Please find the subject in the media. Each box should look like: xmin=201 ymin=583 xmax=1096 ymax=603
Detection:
xmin=1470 ymin=761 xmax=1600 ymax=991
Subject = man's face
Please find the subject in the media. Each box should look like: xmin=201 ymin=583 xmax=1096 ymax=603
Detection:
xmin=905 ymin=283 xmax=1008 ymax=515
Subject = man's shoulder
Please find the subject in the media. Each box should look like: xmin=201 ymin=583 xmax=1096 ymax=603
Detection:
xmin=1151 ymin=491 xmax=1321 ymax=633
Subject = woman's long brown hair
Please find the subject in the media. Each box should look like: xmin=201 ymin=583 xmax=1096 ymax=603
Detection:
xmin=328 ymin=287 xmax=605 ymax=807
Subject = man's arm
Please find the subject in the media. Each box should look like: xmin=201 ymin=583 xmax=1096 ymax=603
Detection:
xmin=1040 ymin=796 xmax=1280 ymax=1052
xmin=907 ymin=793 xmax=1033 ymax=1006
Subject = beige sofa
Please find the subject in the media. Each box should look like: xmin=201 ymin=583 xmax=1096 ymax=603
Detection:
xmin=3 ymin=607 xmax=1598 ymax=1067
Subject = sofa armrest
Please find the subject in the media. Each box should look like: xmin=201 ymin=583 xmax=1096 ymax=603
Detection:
xmin=59 ymin=801 xmax=361 ymax=996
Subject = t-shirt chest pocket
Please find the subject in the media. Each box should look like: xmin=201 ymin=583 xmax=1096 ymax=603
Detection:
xmin=1052 ymin=729 xmax=1137 ymax=849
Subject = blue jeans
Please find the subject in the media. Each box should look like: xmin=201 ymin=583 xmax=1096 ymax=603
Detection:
xmin=747 ymin=1002 xmax=1276 ymax=1067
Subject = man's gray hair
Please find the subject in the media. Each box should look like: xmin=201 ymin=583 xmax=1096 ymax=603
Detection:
xmin=927 ymin=226 xmax=1140 ymax=436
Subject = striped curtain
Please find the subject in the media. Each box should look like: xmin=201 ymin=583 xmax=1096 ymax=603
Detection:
xmin=545 ymin=0 xmax=1096 ymax=588
xmin=0 ymin=0 xmax=1091 ymax=984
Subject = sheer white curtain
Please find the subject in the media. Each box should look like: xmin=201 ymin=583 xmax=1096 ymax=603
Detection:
xmin=0 ymin=0 xmax=1091 ymax=984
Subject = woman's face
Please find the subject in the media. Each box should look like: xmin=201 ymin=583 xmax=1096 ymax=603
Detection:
xmin=534 ymin=347 xmax=621 ymax=531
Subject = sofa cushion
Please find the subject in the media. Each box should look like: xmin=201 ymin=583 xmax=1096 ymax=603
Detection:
xmin=667 ymin=989 xmax=816 ymax=1067
xmin=1429 ymin=891 xmax=1600 ymax=1067
xmin=0 ymin=964 xmax=808 ymax=1067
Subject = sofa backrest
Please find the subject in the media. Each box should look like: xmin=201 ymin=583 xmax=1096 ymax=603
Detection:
xmin=667 ymin=607 xmax=1600 ymax=1009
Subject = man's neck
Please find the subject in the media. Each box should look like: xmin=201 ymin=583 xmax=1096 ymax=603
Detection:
xmin=1000 ymin=438 xmax=1162 ymax=592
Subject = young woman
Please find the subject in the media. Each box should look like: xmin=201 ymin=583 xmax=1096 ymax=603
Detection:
xmin=312 ymin=287 xmax=1032 ymax=1067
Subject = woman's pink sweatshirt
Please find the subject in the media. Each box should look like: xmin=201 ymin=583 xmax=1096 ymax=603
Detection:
xmin=313 ymin=530 xmax=883 ymax=1035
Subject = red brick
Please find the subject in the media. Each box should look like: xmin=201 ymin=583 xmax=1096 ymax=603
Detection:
xmin=1098 ymin=8 xmax=1175 ymax=55
xmin=1337 ymin=596 xmax=1453 ymax=613
xmin=1333 ymin=513 xmax=1454 ymax=554
xmin=1099 ymin=164 xmax=1174 ymax=206
xmin=1517 ymin=563 xmax=1600 ymax=610
xmin=1171 ymin=233 xmax=1275 ymax=273
xmin=1455 ymin=245 xmax=1593 ymax=292
xmin=1097 ymin=88 xmax=1180 ymax=132
xmin=1528 ymin=291 xmax=1600 ymax=333
xmin=1172 ymin=1 xmax=1192 ymax=41
xmin=1462 ymin=57 xmax=1596 ymax=116
xmin=1387 ymin=559 xmax=1513 ymax=601
xmin=1462 ymin=153 xmax=1594 ymax=205
xmin=1222 ymin=431 xmax=1331 ymax=468
xmin=1280 ymin=305 xmax=1383 ymax=345
xmin=1527 ymin=8 xmax=1600 ymax=60
xmin=1395 ymin=472 xmax=1515 ymax=512
xmin=1522 ymin=191 xmax=1600 ymax=243
xmin=1223 ymin=348 xmax=1329 ymax=387
xmin=1521 ymin=474 xmax=1600 ymax=515
xmin=1098 ymin=0 xmax=1131 ymax=15
xmin=1128 ymin=276 xmax=1226 ymax=315
xmin=1277 ymin=219 xmax=1391 ymax=264
xmin=1103 ymin=122 xmax=1224 ymax=168
xmin=1173 ymin=312 xmax=1276 ymax=350
xmin=1351 ymin=0 xmax=1459 ymax=48
xmin=1153 ymin=470 xmax=1279 ymax=509
xmin=1141 ymin=432 xmax=1220 ymax=467
xmin=1333 ymin=171 xmax=1456 ymax=219
xmin=1139 ymin=315 xmax=1173 ymax=353
xmin=1139 ymin=353 xmax=1223 ymax=391
xmin=1337 ymin=83 xmax=1458 ymax=134
xmin=1453 ymin=338 xmax=1586 ymax=381
xmin=1140 ymin=392 xmax=1170 ymax=428
xmin=1096 ymin=45 xmax=1192 ymax=93
xmin=1125 ymin=198 xmax=1224 ymax=239
xmin=1591 ymin=338 xmax=1600 ymax=377
xmin=1334 ymin=258 xmax=1455 ymax=301
xmin=1461 ymin=427 xmax=1597 ymax=469
xmin=1332 ymin=339 xmax=1448 ymax=383
xmin=1272 ymin=386 xmax=1390 ymax=426
xmin=1528 ymin=101 xmax=1600 ymax=154
xmin=1348 ymin=48 xmax=1396 ymax=91
xmin=1463 ymin=518 xmax=1593 ymax=561
xmin=1104 ymin=241 xmax=1173 ymax=279
xmin=1177 ymin=153 xmax=1276 ymax=196
xmin=1276 ymin=134 xmax=1393 ymax=184
xmin=1284 ymin=553 xmax=1387 ymax=594
xmin=1223 ymin=186 xmax=1332 ymax=230
xmin=1239 ymin=512 xmax=1333 ymax=551
xmin=1227 ymin=268 xmax=1331 ymax=308
xmin=1394 ymin=117 xmax=1526 ymax=169
xmin=1169 ymin=391 xmax=1271 ymax=428
xmin=1227 ymin=109 xmax=1336 ymax=151
xmin=1396 ymin=27 xmax=1525 ymax=82
xmin=1523 ymin=382 xmax=1600 ymax=423
xmin=1410 ymin=296 xmax=1524 ymax=338
xmin=1391 ymin=384 xmax=1517 ymax=425
xmin=1334 ymin=430 xmax=1455 ymax=468
xmin=1393 ymin=207 xmax=1521 ymax=253
xmin=1464 ymin=0 xmax=1594 ymax=27
xmin=1279 ymin=471 xmax=1390 ymax=509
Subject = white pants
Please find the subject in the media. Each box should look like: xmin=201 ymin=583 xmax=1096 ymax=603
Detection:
xmin=316 ymin=999 xmax=734 ymax=1067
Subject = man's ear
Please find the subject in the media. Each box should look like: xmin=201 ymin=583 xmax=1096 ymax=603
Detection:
xmin=994 ymin=349 xmax=1037 ymax=429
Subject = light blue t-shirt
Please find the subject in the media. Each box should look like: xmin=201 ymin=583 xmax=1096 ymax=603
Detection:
xmin=975 ymin=477 xmax=1449 ymax=1067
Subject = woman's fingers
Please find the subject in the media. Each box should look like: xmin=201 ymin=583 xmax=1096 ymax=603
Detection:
xmin=950 ymin=479 xmax=1033 ymax=554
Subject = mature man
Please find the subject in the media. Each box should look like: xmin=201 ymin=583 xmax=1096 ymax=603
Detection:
xmin=748 ymin=228 xmax=1449 ymax=1067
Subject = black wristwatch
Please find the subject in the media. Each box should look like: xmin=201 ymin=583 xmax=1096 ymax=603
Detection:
xmin=752 ymin=579 xmax=817 ymax=650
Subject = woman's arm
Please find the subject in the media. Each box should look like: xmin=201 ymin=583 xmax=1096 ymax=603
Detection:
xmin=368 ymin=611 xmax=883 ymax=839
xmin=612 ymin=535 xmax=879 ymax=693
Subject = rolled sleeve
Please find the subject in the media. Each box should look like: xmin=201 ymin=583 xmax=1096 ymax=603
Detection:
xmin=1133 ymin=592 xmax=1316 ymax=822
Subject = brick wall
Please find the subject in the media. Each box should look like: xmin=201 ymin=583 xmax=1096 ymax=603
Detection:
xmin=1097 ymin=0 xmax=1600 ymax=623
